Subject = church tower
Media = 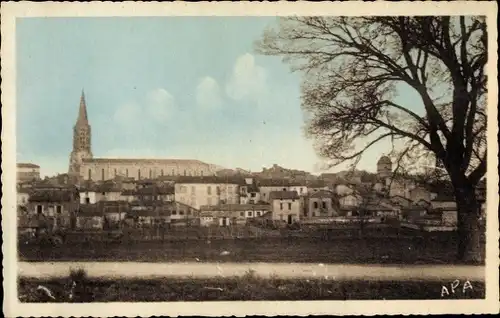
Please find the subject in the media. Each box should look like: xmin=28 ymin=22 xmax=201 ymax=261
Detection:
xmin=69 ymin=91 xmax=93 ymax=178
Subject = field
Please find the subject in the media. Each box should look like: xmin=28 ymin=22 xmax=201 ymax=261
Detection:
xmin=18 ymin=274 xmax=485 ymax=302
xmin=18 ymin=232 xmax=483 ymax=264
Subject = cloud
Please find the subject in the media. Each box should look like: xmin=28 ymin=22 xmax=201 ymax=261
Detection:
xmin=196 ymin=76 xmax=222 ymax=109
xmin=226 ymin=53 xmax=268 ymax=103
xmin=146 ymin=88 xmax=176 ymax=121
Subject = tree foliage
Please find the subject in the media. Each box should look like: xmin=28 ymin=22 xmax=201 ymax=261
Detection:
xmin=256 ymin=16 xmax=487 ymax=186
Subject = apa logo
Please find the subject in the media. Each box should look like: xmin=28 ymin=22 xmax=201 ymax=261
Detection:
xmin=441 ymin=279 xmax=473 ymax=297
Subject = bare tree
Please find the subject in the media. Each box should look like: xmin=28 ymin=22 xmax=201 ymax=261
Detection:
xmin=256 ymin=16 xmax=487 ymax=262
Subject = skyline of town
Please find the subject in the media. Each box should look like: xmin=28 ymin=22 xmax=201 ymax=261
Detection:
xmin=15 ymin=17 xmax=423 ymax=178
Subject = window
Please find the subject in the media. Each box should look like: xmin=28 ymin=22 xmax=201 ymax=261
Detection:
xmin=280 ymin=203 xmax=283 ymax=210
xmin=88 ymin=169 xmax=92 ymax=180
xmin=179 ymin=210 xmax=185 ymax=216
xmin=187 ymin=210 xmax=192 ymax=215
xmin=172 ymin=210 xmax=177 ymax=215
xmin=56 ymin=205 xmax=62 ymax=214
xmin=313 ymin=202 xmax=318 ymax=209
xmin=101 ymin=169 xmax=105 ymax=181
xmin=36 ymin=205 xmax=43 ymax=214
xmin=149 ymin=169 xmax=152 ymax=178
xmin=288 ymin=203 xmax=292 ymax=210
xmin=126 ymin=169 xmax=129 ymax=177
xmin=114 ymin=168 xmax=117 ymax=177
xmin=247 ymin=211 xmax=253 ymax=217
xmin=138 ymin=169 xmax=141 ymax=180
xmin=322 ymin=201 xmax=327 ymax=209
xmin=207 ymin=186 xmax=212 ymax=195
xmin=240 ymin=211 xmax=244 ymax=217
xmin=256 ymin=211 xmax=261 ymax=216
xmin=250 ymin=193 xmax=256 ymax=197
xmin=216 ymin=186 xmax=221 ymax=195
xmin=161 ymin=169 xmax=164 ymax=176
xmin=300 ymin=188 xmax=303 ymax=193
xmin=85 ymin=197 xmax=90 ymax=204
xmin=283 ymin=188 xmax=287 ymax=191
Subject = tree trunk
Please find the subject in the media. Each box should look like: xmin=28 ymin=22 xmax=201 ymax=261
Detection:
xmin=455 ymin=189 xmax=482 ymax=263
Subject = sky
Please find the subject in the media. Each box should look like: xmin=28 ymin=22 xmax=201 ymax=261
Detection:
xmin=16 ymin=17 xmax=420 ymax=178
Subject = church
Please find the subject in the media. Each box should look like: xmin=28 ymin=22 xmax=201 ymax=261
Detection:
xmin=68 ymin=92 xmax=216 ymax=182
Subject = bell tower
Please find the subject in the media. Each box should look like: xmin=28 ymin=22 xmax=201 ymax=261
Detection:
xmin=69 ymin=90 xmax=93 ymax=178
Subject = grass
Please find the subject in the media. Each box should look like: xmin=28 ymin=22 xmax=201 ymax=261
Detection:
xmin=18 ymin=269 xmax=485 ymax=302
xmin=18 ymin=234 xmax=483 ymax=264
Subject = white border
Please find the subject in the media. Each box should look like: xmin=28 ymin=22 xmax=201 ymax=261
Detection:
xmin=2 ymin=1 xmax=499 ymax=316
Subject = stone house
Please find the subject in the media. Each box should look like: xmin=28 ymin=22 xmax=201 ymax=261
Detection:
xmin=269 ymin=191 xmax=301 ymax=224
xmin=303 ymin=190 xmax=339 ymax=218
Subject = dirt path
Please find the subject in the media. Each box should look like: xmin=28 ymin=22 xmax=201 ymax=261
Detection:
xmin=18 ymin=262 xmax=485 ymax=281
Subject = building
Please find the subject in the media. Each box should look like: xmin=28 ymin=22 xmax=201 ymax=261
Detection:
xmin=303 ymin=190 xmax=339 ymax=218
xmin=17 ymin=163 xmax=41 ymax=183
xmin=199 ymin=204 xmax=271 ymax=226
xmin=79 ymin=182 xmax=122 ymax=204
xmin=121 ymin=185 xmax=175 ymax=202
xmin=174 ymin=176 xmax=243 ymax=209
xmin=17 ymin=187 xmax=30 ymax=207
xmin=377 ymin=156 xmax=392 ymax=180
xmin=269 ymin=191 xmax=301 ymax=224
xmin=76 ymin=204 xmax=104 ymax=230
xmin=258 ymin=179 xmax=307 ymax=203
xmin=239 ymin=178 xmax=261 ymax=204
xmin=27 ymin=187 xmax=79 ymax=230
xmin=67 ymin=91 xmax=217 ymax=182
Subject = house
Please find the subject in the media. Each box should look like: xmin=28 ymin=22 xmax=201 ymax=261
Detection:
xmin=98 ymin=201 xmax=129 ymax=229
xmin=258 ymin=179 xmax=307 ymax=203
xmin=79 ymin=182 xmax=122 ymax=204
xmin=338 ymin=193 xmax=361 ymax=208
xmin=17 ymin=163 xmax=41 ymax=183
xmin=121 ymin=184 xmax=175 ymax=202
xmin=169 ymin=201 xmax=200 ymax=225
xmin=304 ymin=190 xmax=339 ymax=218
xmin=390 ymin=195 xmax=413 ymax=208
xmin=199 ymin=204 xmax=271 ymax=226
xmin=131 ymin=203 xmax=171 ymax=227
xmin=174 ymin=176 xmax=244 ymax=209
xmin=76 ymin=204 xmax=104 ymax=230
xmin=269 ymin=191 xmax=301 ymax=224
xmin=306 ymin=180 xmax=330 ymax=194
xmin=239 ymin=178 xmax=262 ymax=204
xmin=27 ymin=187 xmax=79 ymax=230
xmin=17 ymin=188 xmax=30 ymax=206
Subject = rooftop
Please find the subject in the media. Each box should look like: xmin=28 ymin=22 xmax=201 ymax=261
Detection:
xmin=17 ymin=163 xmax=40 ymax=168
xmin=269 ymin=191 xmax=300 ymax=201
xmin=82 ymin=158 xmax=209 ymax=165
xmin=200 ymin=204 xmax=271 ymax=212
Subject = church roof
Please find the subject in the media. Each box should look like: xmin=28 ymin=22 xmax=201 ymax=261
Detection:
xmin=76 ymin=90 xmax=89 ymax=126
xmin=377 ymin=156 xmax=392 ymax=164
xmin=81 ymin=158 xmax=209 ymax=165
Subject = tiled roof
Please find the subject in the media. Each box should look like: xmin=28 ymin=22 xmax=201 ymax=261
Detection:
xmin=17 ymin=163 xmax=40 ymax=168
xmin=269 ymin=191 xmax=300 ymax=200
xmin=200 ymin=204 xmax=271 ymax=212
xmin=29 ymin=190 xmax=76 ymax=202
xmin=309 ymin=190 xmax=334 ymax=199
xmin=175 ymin=176 xmax=246 ymax=185
xmin=258 ymin=179 xmax=305 ymax=187
xmin=82 ymin=158 xmax=209 ymax=165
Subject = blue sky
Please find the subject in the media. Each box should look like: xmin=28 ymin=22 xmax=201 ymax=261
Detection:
xmin=16 ymin=17 xmax=413 ymax=177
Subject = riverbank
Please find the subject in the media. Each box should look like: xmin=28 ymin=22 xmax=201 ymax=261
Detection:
xmin=18 ymin=275 xmax=485 ymax=302
xmin=19 ymin=236 xmax=484 ymax=264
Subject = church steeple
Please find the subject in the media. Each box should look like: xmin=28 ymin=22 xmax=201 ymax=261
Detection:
xmin=69 ymin=90 xmax=93 ymax=178
xmin=76 ymin=90 xmax=89 ymax=126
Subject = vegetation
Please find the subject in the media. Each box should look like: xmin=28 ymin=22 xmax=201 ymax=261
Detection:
xmin=257 ymin=16 xmax=487 ymax=262
xmin=19 ymin=273 xmax=485 ymax=302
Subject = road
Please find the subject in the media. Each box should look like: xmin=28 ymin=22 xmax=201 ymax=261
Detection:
xmin=18 ymin=262 xmax=485 ymax=281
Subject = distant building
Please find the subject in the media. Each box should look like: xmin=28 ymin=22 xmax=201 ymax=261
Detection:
xmin=258 ymin=179 xmax=307 ymax=203
xmin=174 ymin=176 xmax=243 ymax=209
xmin=303 ymin=190 xmax=339 ymax=218
xmin=377 ymin=156 xmax=392 ymax=180
xmin=67 ymin=91 xmax=217 ymax=182
xmin=17 ymin=163 xmax=40 ymax=183
xmin=239 ymin=178 xmax=261 ymax=204
xmin=269 ymin=191 xmax=301 ymax=224
xmin=199 ymin=204 xmax=271 ymax=226
xmin=28 ymin=187 xmax=79 ymax=230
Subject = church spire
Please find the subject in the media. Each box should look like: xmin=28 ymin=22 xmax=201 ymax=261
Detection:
xmin=77 ymin=89 xmax=88 ymax=125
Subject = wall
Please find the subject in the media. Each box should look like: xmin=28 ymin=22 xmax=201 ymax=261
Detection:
xmin=175 ymin=183 xmax=240 ymax=209
xmin=271 ymin=199 xmax=301 ymax=223
xmin=80 ymin=160 xmax=215 ymax=181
